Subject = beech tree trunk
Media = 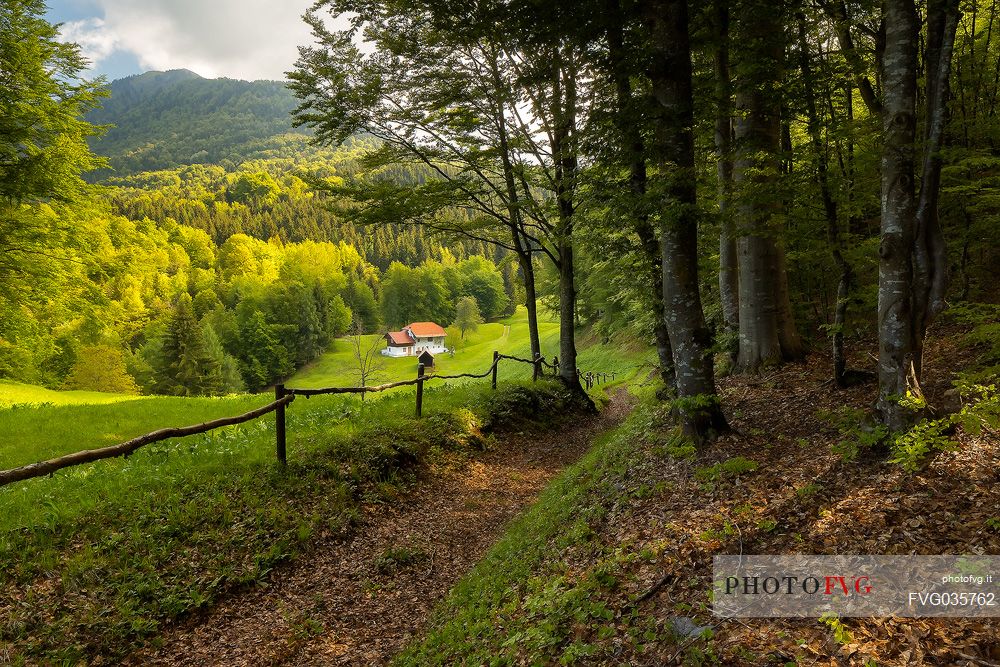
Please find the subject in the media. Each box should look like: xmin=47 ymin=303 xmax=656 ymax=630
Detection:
xmin=913 ymin=0 xmax=959 ymax=371
xmin=877 ymin=0 xmax=958 ymax=429
xmin=491 ymin=53 xmax=542 ymax=361
xmin=733 ymin=0 xmax=804 ymax=371
xmin=646 ymin=0 xmax=728 ymax=442
xmin=550 ymin=47 xmax=583 ymax=391
xmin=606 ymin=0 xmax=676 ymax=390
xmin=877 ymin=0 xmax=920 ymax=430
xmin=713 ymin=0 xmax=739 ymax=360
xmin=515 ymin=238 xmax=542 ymax=359
xmin=796 ymin=14 xmax=855 ymax=386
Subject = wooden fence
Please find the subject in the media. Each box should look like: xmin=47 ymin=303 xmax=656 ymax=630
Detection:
xmin=0 ymin=352 xmax=616 ymax=488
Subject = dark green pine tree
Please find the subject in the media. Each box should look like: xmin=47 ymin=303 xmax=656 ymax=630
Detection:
xmin=154 ymin=294 xmax=223 ymax=396
xmin=236 ymin=306 xmax=293 ymax=391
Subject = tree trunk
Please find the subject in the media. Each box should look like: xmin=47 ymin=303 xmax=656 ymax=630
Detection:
xmin=913 ymin=0 xmax=959 ymax=373
xmin=733 ymin=0 xmax=804 ymax=372
xmin=490 ymin=53 xmax=542 ymax=361
xmin=606 ymin=0 xmax=676 ymax=390
xmin=550 ymin=47 xmax=584 ymax=391
xmin=646 ymin=0 xmax=728 ymax=442
xmin=876 ymin=0 xmax=959 ymax=429
xmin=877 ymin=0 xmax=920 ymax=430
xmin=557 ymin=239 xmax=580 ymax=388
xmin=827 ymin=0 xmax=884 ymax=115
xmin=713 ymin=0 xmax=739 ymax=363
xmin=796 ymin=13 xmax=855 ymax=386
xmin=516 ymin=245 xmax=542 ymax=359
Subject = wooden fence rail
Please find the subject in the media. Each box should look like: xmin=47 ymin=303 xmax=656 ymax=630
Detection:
xmin=0 ymin=395 xmax=295 ymax=488
xmin=0 ymin=350 xmax=616 ymax=487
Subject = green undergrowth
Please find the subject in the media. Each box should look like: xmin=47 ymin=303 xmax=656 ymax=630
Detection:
xmin=815 ymin=300 xmax=1000 ymax=472
xmin=396 ymin=386 xmax=675 ymax=666
xmin=0 ymin=380 xmax=582 ymax=664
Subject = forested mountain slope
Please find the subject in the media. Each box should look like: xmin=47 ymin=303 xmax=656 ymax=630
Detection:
xmin=0 ymin=60 xmax=516 ymax=393
xmin=86 ymin=69 xmax=311 ymax=176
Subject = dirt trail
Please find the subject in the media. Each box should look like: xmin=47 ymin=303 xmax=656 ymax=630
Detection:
xmin=127 ymin=391 xmax=632 ymax=667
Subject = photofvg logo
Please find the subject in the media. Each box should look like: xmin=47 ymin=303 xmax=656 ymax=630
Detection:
xmin=713 ymin=555 xmax=1000 ymax=618
xmin=723 ymin=573 xmax=872 ymax=596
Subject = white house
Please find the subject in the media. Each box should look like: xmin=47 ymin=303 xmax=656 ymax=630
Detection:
xmin=382 ymin=322 xmax=448 ymax=357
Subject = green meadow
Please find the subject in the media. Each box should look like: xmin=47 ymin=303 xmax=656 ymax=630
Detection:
xmin=0 ymin=380 xmax=147 ymax=408
xmin=0 ymin=307 xmax=655 ymax=471
xmin=289 ymin=306 xmax=656 ymax=390
xmin=0 ymin=393 xmax=265 ymax=469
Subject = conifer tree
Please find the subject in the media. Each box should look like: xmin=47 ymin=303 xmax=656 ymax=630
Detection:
xmin=153 ymin=295 xmax=223 ymax=396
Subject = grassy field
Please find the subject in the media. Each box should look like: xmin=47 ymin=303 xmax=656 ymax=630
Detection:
xmin=0 ymin=380 xmax=148 ymax=408
xmin=0 ymin=308 xmax=654 ymax=472
xmin=0 ymin=307 xmax=653 ymax=474
xmin=0 ymin=393 xmax=265 ymax=469
xmin=290 ymin=306 xmax=656 ymax=390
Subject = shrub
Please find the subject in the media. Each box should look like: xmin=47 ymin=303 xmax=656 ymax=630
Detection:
xmin=695 ymin=456 xmax=758 ymax=482
xmin=817 ymin=406 xmax=889 ymax=462
xmin=62 ymin=345 xmax=140 ymax=394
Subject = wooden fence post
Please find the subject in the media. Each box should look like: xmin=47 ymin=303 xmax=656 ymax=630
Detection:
xmin=532 ymin=353 xmax=541 ymax=382
xmin=275 ymin=384 xmax=287 ymax=466
xmin=416 ymin=363 xmax=425 ymax=417
xmin=492 ymin=351 xmax=499 ymax=390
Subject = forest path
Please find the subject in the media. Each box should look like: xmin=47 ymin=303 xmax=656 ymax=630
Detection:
xmin=127 ymin=390 xmax=632 ymax=667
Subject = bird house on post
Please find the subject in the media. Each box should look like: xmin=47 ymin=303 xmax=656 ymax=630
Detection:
xmin=417 ymin=350 xmax=435 ymax=368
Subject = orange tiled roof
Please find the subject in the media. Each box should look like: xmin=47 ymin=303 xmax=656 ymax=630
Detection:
xmin=406 ymin=322 xmax=447 ymax=337
xmin=386 ymin=331 xmax=414 ymax=345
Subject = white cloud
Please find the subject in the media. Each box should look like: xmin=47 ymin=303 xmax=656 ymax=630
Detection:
xmin=61 ymin=0 xmax=321 ymax=81
xmin=59 ymin=17 xmax=120 ymax=67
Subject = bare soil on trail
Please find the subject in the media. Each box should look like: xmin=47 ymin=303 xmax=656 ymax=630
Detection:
xmin=126 ymin=391 xmax=632 ymax=667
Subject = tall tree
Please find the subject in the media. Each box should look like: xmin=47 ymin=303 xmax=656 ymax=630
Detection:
xmin=290 ymin=0 xmax=588 ymax=391
xmin=711 ymin=0 xmax=740 ymax=361
xmin=0 ymin=0 xmax=106 ymax=299
xmin=877 ymin=0 xmax=960 ymax=429
xmin=154 ymin=295 xmax=223 ymax=396
xmin=645 ymin=0 xmax=729 ymax=441
xmin=795 ymin=12 xmax=856 ymax=386
xmin=731 ymin=0 xmax=805 ymax=371
xmin=289 ymin=1 xmax=548 ymax=361
xmin=603 ymin=0 xmax=676 ymax=389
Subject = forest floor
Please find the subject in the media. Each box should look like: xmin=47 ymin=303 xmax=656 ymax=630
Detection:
xmin=618 ymin=326 xmax=1000 ymax=665
xmin=124 ymin=389 xmax=633 ymax=666
xmin=397 ymin=317 xmax=1000 ymax=666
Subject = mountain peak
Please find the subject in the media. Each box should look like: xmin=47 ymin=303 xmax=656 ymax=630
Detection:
xmin=113 ymin=69 xmax=203 ymax=85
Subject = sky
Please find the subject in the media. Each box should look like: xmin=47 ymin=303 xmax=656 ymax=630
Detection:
xmin=45 ymin=0 xmax=323 ymax=82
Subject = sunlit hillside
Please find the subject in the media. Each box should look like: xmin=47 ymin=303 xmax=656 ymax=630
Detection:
xmin=288 ymin=306 xmax=656 ymax=390
xmin=0 ymin=381 xmax=147 ymax=408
